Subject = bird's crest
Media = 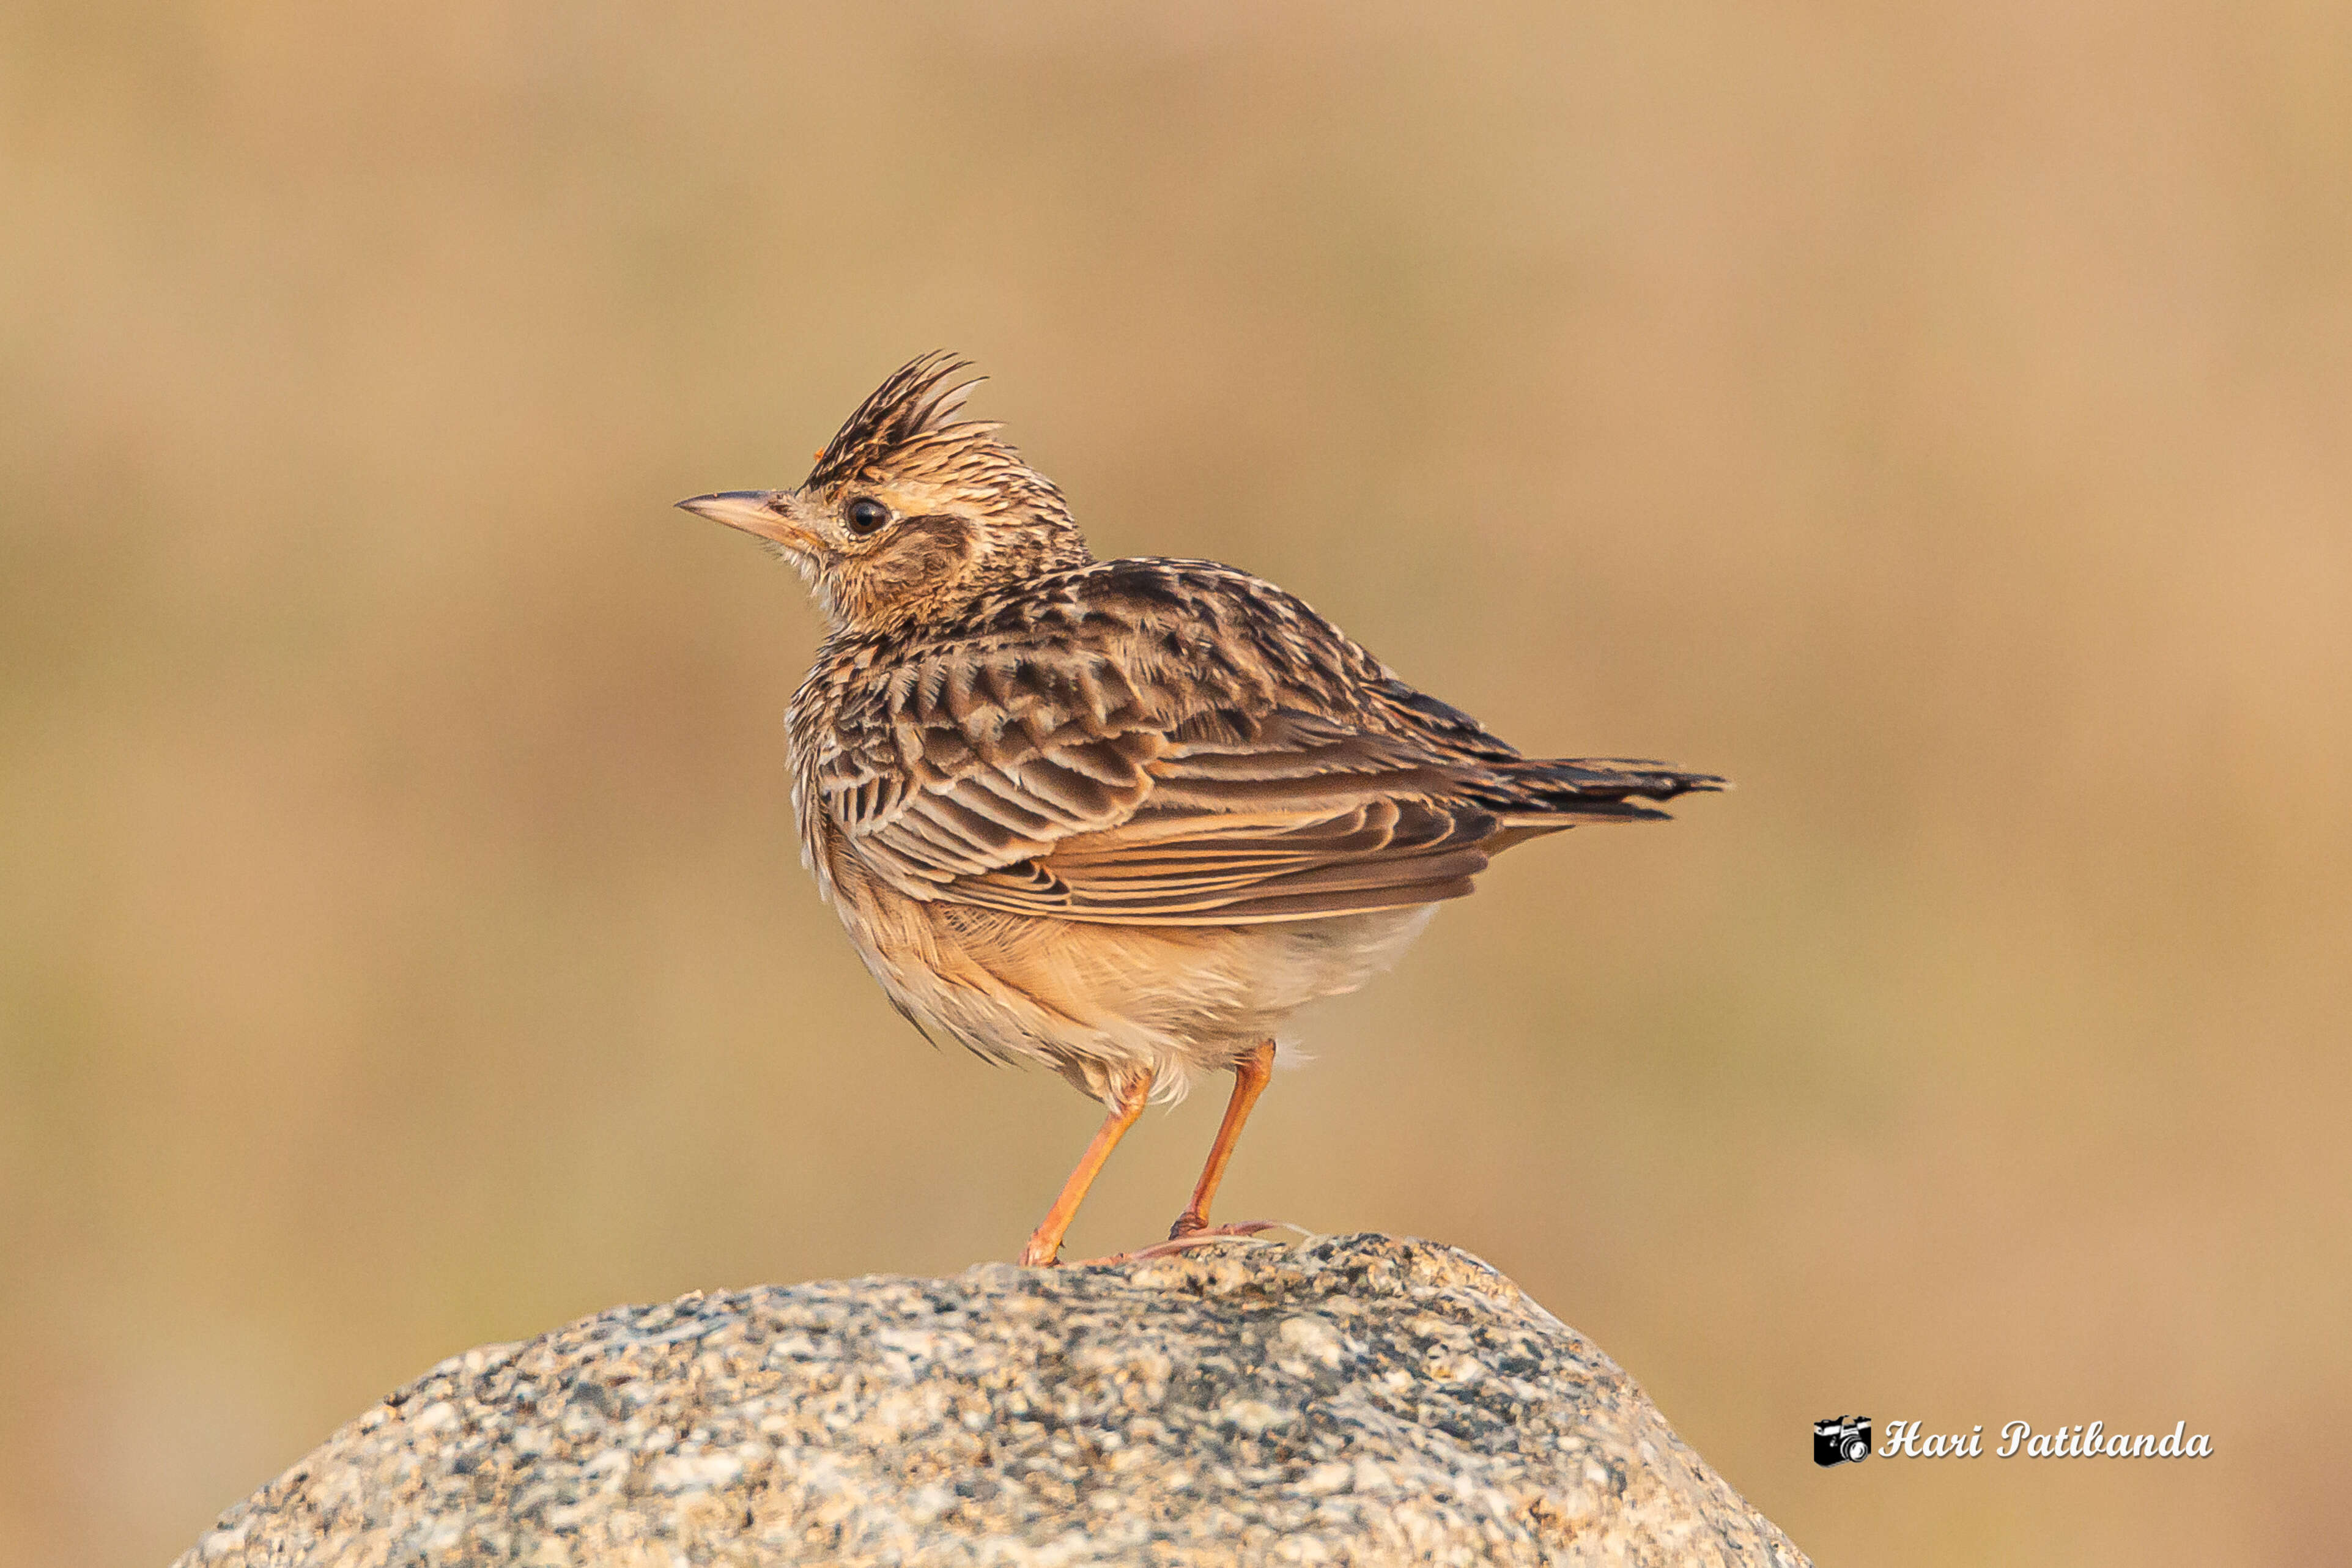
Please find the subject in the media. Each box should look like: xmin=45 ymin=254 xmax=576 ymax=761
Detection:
xmin=807 ymin=352 xmax=992 ymax=489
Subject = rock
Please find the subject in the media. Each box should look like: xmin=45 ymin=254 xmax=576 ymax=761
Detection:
xmin=178 ymin=1233 xmax=1808 ymax=1566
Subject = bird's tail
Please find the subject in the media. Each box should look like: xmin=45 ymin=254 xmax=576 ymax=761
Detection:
xmin=1473 ymin=756 xmax=1729 ymax=829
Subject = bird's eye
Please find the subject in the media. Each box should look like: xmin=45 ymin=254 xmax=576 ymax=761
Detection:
xmin=846 ymin=498 xmax=891 ymax=537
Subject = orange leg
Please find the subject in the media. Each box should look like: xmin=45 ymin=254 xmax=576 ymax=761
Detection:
xmin=1019 ymin=1074 xmax=1151 ymax=1267
xmin=1167 ymin=1040 xmax=1276 ymax=1240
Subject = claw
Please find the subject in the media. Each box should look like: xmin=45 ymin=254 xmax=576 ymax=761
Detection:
xmin=1081 ymin=1221 xmax=1284 ymax=1265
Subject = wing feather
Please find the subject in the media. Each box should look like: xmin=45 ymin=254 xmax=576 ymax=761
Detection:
xmin=798 ymin=559 xmax=1719 ymax=925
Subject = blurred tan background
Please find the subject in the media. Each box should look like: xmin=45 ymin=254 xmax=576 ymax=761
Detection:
xmin=3 ymin=3 xmax=2348 ymax=1563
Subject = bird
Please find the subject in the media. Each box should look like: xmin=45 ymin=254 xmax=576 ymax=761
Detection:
xmin=680 ymin=352 xmax=1723 ymax=1267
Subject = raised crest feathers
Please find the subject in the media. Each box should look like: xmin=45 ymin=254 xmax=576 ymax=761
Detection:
xmin=807 ymin=351 xmax=990 ymax=487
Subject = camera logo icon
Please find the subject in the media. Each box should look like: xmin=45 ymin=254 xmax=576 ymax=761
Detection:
xmin=1814 ymin=1415 xmax=1871 ymax=1467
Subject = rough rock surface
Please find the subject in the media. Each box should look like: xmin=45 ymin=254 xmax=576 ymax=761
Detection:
xmin=178 ymin=1233 xmax=1807 ymax=1566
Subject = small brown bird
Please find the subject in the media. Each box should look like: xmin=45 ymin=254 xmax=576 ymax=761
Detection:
xmin=682 ymin=353 xmax=1721 ymax=1266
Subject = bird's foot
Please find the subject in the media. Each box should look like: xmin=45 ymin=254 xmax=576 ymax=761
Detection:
xmin=1086 ymin=1221 xmax=1283 ymax=1265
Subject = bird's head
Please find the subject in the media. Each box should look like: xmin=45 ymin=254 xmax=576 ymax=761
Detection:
xmin=680 ymin=353 xmax=1092 ymax=635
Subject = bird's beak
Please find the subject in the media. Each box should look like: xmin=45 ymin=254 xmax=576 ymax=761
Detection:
xmin=676 ymin=490 xmax=816 ymax=552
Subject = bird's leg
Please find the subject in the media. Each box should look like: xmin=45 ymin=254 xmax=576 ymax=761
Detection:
xmin=1018 ymin=1073 xmax=1151 ymax=1267
xmin=1167 ymin=1040 xmax=1276 ymax=1241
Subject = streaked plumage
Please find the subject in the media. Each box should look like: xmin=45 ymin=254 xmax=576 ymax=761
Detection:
xmin=681 ymin=353 xmax=1722 ymax=1264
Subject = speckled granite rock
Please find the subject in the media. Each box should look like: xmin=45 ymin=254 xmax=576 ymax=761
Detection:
xmin=177 ymin=1233 xmax=1807 ymax=1567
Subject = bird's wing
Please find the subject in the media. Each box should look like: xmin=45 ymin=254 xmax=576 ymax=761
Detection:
xmin=822 ymin=691 xmax=1498 ymax=924
xmin=808 ymin=560 xmax=1713 ymax=925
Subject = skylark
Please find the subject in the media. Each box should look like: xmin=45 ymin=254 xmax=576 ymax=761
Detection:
xmin=682 ymin=353 xmax=1722 ymax=1265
